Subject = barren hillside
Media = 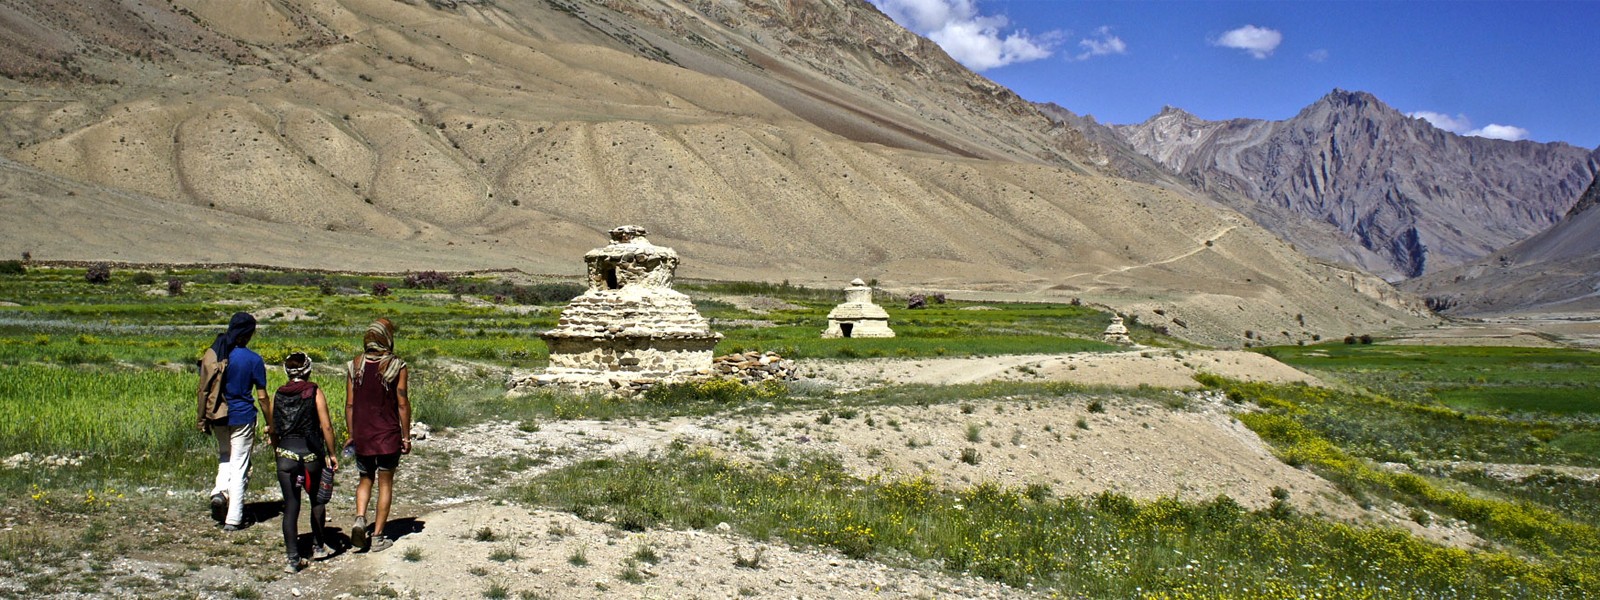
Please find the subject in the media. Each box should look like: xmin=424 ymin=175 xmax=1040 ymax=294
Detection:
xmin=0 ymin=0 xmax=1434 ymax=345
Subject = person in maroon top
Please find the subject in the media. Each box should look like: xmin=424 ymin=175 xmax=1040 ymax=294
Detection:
xmin=345 ymin=318 xmax=411 ymax=553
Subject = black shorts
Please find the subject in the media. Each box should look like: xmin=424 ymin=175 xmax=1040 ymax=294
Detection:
xmin=355 ymin=452 xmax=400 ymax=476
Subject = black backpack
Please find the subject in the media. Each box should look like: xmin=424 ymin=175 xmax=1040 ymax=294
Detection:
xmin=273 ymin=385 xmax=324 ymax=455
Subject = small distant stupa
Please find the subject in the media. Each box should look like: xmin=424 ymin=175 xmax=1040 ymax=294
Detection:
xmin=535 ymin=226 xmax=722 ymax=387
xmin=822 ymin=278 xmax=894 ymax=338
xmin=1102 ymin=315 xmax=1133 ymax=345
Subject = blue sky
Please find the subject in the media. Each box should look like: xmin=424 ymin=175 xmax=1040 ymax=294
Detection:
xmin=867 ymin=0 xmax=1600 ymax=148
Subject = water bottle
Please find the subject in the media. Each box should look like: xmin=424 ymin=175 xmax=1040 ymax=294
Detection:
xmin=316 ymin=464 xmax=336 ymax=505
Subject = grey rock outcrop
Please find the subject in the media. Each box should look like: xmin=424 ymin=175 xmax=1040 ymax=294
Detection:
xmin=1405 ymin=173 xmax=1600 ymax=315
xmin=1112 ymin=90 xmax=1600 ymax=279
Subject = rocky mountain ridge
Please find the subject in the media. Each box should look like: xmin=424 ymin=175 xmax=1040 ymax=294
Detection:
xmin=1110 ymin=90 xmax=1599 ymax=280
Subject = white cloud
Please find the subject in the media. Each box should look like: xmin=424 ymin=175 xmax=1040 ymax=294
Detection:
xmin=1076 ymin=26 xmax=1127 ymax=60
xmin=1468 ymin=124 xmax=1530 ymax=141
xmin=870 ymin=0 xmax=1060 ymax=70
xmin=1409 ymin=111 xmax=1473 ymax=133
xmin=1307 ymin=49 xmax=1329 ymax=63
xmin=1408 ymin=111 xmax=1529 ymax=141
xmin=1213 ymin=25 xmax=1282 ymax=59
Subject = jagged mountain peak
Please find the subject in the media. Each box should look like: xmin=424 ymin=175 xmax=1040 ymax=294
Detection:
xmin=1316 ymin=88 xmax=1384 ymax=108
xmin=1111 ymin=89 xmax=1597 ymax=280
xmin=1293 ymin=89 xmax=1407 ymax=126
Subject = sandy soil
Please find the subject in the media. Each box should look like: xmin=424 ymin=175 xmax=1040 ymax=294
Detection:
xmin=800 ymin=349 xmax=1321 ymax=390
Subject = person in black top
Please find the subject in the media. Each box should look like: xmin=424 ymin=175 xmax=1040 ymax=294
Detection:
xmin=269 ymin=352 xmax=339 ymax=573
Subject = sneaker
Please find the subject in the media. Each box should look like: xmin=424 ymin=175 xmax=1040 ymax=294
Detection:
xmin=284 ymin=557 xmax=306 ymax=573
xmin=313 ymin=543 xmax=332 ymax=560
xmin=222 ymin=522 xmax=242 ymax=532
xmin=369 ymin=536 xmax=392 ymax=553
xmin=351 ymin=516 xmax=368 ymax=551
xmin=209 ymin=493 xmax=227 ymax=523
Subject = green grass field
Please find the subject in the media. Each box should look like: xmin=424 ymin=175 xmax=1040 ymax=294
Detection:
xmin=1259 ymin=344 xmax=1600 ymax=415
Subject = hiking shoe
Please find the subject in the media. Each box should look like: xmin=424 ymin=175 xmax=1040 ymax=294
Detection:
xmin=209 ymin=493 xmax=226 ymax=523
xmin=351 ymin=516 xmax=368 ymax=551
xmin=222 ymin=522 xmax=242 ymax=532
xmin=284 ymin=557 xmax=306 ymax=573
xmin=369 ymin=536 xmax=392 ymax=553
xmin=313 ymin=543 xmax=332 ymax=560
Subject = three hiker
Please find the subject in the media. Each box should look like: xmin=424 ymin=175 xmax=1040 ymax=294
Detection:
xmin=199 ymin=314 xmax=412 ymax=565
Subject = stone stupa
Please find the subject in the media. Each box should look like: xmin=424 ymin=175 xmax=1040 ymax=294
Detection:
xmin=821 ymin=278 xmax=894 ymax=338
xmin=1101 ymin=315 xmax=1133 ymax=345
xmin=534 ymin=225 xmax=721 ymax=388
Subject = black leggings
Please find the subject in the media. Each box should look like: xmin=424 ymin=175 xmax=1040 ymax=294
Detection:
xmin=275 ymin=440 xmax=328 ymax=560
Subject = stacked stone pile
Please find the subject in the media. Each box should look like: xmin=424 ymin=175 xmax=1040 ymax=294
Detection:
xmin=712 ymin=351 xmax=799 ymax=383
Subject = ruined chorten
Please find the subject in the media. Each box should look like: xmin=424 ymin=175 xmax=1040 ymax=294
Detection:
xmin=536 ymin=226 xmax=721 ymax=387
xmin=822 ymin=278 xmax=894 ymax=338
xmin=1102 ymin=315 xmax=1133 ymax=345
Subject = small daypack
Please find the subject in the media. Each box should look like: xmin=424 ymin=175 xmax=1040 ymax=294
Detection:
xmin=196 ymin=348 xmax=230 ymax=423
xmin=273 ymin=384 xmax=325 ymax=455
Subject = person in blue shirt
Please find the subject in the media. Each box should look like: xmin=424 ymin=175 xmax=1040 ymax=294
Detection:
xmin=206 ymin=312 xmax=273 ymax=531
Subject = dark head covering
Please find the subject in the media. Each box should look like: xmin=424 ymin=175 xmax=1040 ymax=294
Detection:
xmin=209 ymin=312 xmax=256 ymax=360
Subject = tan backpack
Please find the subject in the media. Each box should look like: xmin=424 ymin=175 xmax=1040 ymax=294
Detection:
xmin=196 ymin=348 xmax=230 ymax=423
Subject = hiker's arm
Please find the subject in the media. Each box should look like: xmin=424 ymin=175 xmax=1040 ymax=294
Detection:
xmin=254 ymin=361 xmax=271 ymax=440
xmin=344 ymin=371 xmax=355 ymax=445
xmin=397 ymin=368 xmax=412 ymax=455
xmin=258 ymin=388 xmax=274 ymax=443
xmin=315 ymin=388 xmax=338 ymax=470
xmin=195 ymin=361 xmax=208 ymax=433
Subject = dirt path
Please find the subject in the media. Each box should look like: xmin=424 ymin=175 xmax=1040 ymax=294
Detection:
xmin=1052 ymin=226 xmax=1238 ymax=288
xmin=799 ymin=349 xmax=1320 ymax=390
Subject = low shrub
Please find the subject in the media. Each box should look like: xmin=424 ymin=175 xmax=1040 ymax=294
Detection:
xmin=404 ymin=270 xmax=455 ymax=289
xmin=84 ymin=263 xmax=111 ymax=284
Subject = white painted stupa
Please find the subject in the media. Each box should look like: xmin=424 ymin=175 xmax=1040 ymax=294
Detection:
xmin=1102 ymin=315 xmax=1133 ymax=345
xmin=821 ymin=278 xmax=894 ymax=338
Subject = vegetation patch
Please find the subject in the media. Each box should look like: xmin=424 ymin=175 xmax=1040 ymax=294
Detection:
xmin=521 ymin=448 xmax=1587 ymax=597
xmin=1199 ymin=375 xmax=1600 ymax=589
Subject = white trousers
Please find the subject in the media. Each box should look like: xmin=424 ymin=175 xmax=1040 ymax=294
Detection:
xmin=210 ymin=422 xmax=255 ymax=526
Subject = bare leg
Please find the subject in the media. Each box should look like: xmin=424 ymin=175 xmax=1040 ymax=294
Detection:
xmin=351 ymin=472 xmax=374 ymax=549
xmin=355 ymin=473 xmax=373 ymax=519
xmin=373 ymin=470 xmax=394 ymax=538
